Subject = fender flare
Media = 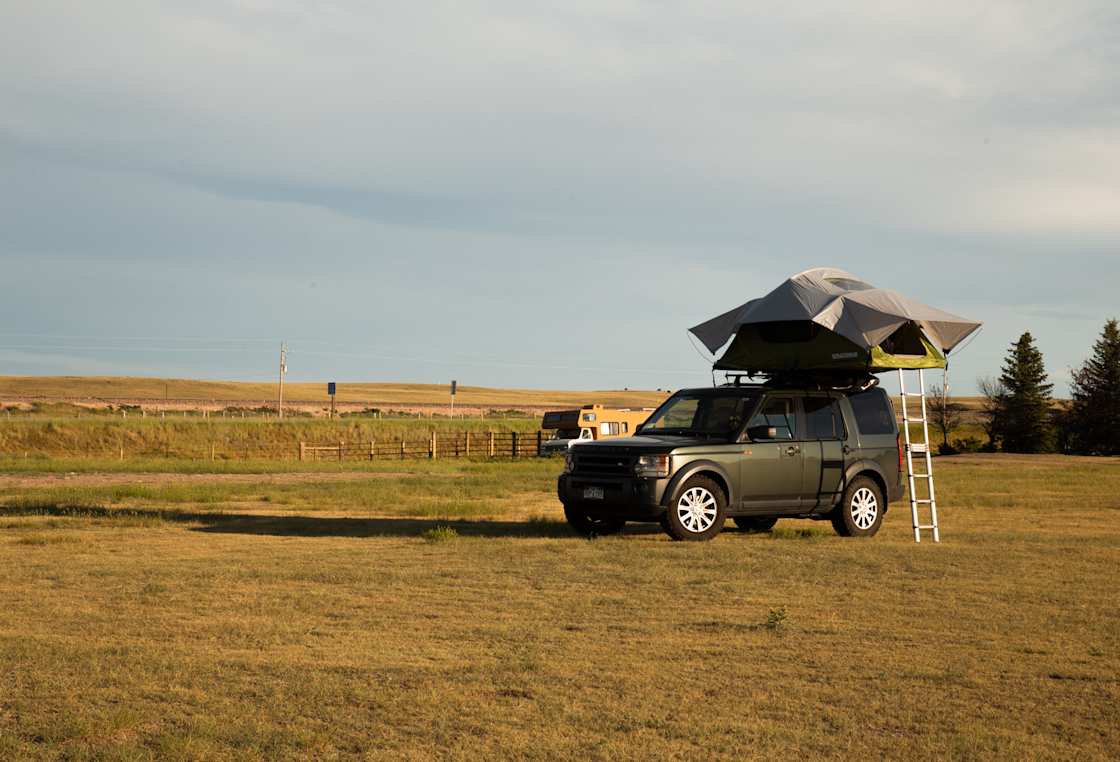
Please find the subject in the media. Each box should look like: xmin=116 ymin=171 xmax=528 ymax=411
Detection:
xmin=661 ymin=459 xmax=736 ymax=507
xmin=842 ymin=459 xmax=890 ymax=509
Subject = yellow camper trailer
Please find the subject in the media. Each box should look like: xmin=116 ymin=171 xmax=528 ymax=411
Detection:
xmin=539 ymin=404 xmax=654 ymax=456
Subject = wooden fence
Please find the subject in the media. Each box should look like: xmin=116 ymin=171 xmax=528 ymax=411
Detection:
xmin=4 ymin=431 xmax=548 ymax=462
xmin=298 ymin=431 xmax=543 ymax=461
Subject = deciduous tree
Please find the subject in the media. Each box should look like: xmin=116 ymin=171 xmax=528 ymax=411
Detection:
xmin=928 ymin=383 xmax=965 ymax=447
xmin=977 ymin=376 xmax=1006 ymax=450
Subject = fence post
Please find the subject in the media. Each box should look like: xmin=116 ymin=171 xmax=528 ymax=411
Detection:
xmin=210 ymin=443 xmax=215 ymax=461
xmin=369 ymin=439 xmax=375 ymax=461
xmin=512 ymin=431 xmax=519 ymax=459
xmin=299 ymin=441 xmax=305 ymax=461
xmin=536 ymin=430 xmax=542 ymax=456
xmin=339 ymin=439 xmax=344 ymax=462
xmin=430 ymin=431 xmax=437 ymax=459
xmin=465 ymin=432 xmax=471 ymax=458
xmin=400 ymin=437 xmax=405 ymax=460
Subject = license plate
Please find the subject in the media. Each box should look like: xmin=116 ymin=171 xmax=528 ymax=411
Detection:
xmin=583 ymin=486 xmax=604 ymax=500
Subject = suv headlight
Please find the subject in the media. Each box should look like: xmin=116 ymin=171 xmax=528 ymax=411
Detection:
xmin=635 ymin=453 xmax=670 ymax=478
xmin=563 ymin=450 xmax=575 ymax=474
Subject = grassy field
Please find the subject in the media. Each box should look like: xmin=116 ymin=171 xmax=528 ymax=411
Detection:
xmin=0 ymin=417 xmax=546 ymax=461
xmin=0 ymin=454 xmax=1117 ymax=760
xmin=0 ymin=376 xmax=672 ymax=410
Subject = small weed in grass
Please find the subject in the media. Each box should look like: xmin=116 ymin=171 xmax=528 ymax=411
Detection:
xmin=140 ymin=581 xmax=170 ymax=597
xmin=765 ymin=606 xmax=788 ymax=632
xmin=422 ymin=525 xmax=459 ymax=543
xmin=770 ymin=526 xmax=830 ymax=540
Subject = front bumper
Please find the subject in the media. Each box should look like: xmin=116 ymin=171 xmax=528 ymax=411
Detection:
xmin=557 ymin=474 xmax=668 ymax=520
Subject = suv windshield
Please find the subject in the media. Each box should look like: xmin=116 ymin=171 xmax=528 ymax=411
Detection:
xmin=639 ymin=390 xmax=758 ymax=437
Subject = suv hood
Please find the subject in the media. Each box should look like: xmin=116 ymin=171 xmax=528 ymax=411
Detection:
xmin=572 ymin=434 xmax=726 ymax=451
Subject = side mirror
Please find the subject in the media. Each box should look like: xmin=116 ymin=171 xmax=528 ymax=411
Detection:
xmin=747 ymin=425 xmax=778 ymax=441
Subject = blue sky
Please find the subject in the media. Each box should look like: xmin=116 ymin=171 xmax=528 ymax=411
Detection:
xmin=2 ymin=1 xmax=1117 ymax=394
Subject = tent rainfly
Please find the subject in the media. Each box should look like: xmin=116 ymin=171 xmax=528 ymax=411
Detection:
xmin=689 ymin=268 xmax=982 ymax=374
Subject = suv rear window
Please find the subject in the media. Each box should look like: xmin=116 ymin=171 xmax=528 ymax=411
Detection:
xmin=848 ymin=389 xmax=895 ymax=435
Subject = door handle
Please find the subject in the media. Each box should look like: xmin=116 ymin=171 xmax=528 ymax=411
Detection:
xmin=785 ymin=445 xmax=800 ymax=456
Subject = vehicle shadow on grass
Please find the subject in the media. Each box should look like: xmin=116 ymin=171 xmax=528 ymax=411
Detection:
xmin=0 ymin=502 xmax=664 ymax=539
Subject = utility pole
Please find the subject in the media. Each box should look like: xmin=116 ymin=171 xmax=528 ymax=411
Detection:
xmin=278 ymin=342 xmax=288 ymax=420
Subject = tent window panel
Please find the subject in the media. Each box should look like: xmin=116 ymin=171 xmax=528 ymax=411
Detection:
xmin=880 ymin=323 xmax=927 ymax=356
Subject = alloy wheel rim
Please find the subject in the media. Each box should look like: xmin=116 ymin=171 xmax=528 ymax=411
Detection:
xmin=850 ymin=487 xmax=878 ymax=530
xmin=676 ymin=487 xmax=717 ymax=533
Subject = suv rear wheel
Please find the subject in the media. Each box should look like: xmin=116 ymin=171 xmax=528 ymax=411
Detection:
xmin=564 ymin=505 xmax=626 ymax=538
xmin=661 ymin=476 xmax=727 ymax=541
xmin=733 ymin=516 xmax=778 ymax=533
xmin=831 ymin=476 xmax=884 ymax=537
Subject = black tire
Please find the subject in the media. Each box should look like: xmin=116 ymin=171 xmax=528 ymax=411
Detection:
xmin=733 ymin=516 xmax=778 ymax=533
xmin=563 ymin=504 xmax=626 ymax=537
xmin=661 ymin=476 xmax=727 ymax=542
xmin=830 ymin=476 xmax=884 ymax=538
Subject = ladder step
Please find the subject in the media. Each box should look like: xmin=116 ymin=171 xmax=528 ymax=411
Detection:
xmin=915 ymin=524 xmax=938 ymax=530
xmin=903 ymin=417 xmax=927 ymax=423
xmin=910 ymin=473 xmax=932 ymax=478
xmin=912 ymin=499 xmax=934 ymax=504
xmin=901 ymin=392 xmax=926 ymax=397
xmin=907 ymin=443 xmax=929 ymax=453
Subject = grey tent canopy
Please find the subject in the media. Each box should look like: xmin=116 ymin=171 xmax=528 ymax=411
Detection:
xmin=689 ymin=268 xmax=981 ymax=374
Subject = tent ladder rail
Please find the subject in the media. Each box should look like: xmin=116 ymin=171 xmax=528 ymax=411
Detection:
xmin=898 ymin=368 xmax=939 ymax=543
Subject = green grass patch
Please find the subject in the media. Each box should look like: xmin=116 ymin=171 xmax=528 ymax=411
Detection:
xmin=421 ymin=525 xmax=459 ymax=543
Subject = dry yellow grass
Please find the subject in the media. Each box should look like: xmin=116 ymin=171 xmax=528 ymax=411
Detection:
xmin=0 ymin=375 xmax=671 ymax=409
xmin=0 ymin=454 xmax=1117 ymax=760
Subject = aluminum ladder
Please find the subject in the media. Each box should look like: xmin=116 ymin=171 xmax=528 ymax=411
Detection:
xmin=898 ymin=368 xmax=939 ymax=542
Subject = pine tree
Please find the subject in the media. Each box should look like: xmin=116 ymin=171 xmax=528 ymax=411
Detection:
xmin=1069 ymin=319 xmax=1120 ymax=455
xmin=998 ymin=332 xmax=1054 ymax=452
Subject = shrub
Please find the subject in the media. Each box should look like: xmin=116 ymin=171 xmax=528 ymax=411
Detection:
xmin=765 ymin=606 xmax=788 ymax=632
xmin=940 ymin=436 xmax=983 ymax=455
xmin=421 ymin=525 xmax=458 ymax=543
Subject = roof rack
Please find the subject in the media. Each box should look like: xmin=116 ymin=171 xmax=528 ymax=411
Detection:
xmin=719 ymin=369 xmax=878 ymax=392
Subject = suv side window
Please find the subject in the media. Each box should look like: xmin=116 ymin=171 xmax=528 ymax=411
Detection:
xmin=804 ymin=396 xmax=844 ymax=440
xmin=848 ymin=389 xmax=895 ymax=435
xmin=748 ymin=397 xmax=797 ymax=440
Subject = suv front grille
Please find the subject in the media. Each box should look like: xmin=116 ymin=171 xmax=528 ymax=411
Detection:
xmin=572 ymin=449 xmax=635 ymax=477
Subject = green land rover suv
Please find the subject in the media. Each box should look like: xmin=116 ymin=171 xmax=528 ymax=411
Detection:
xmin=557 ymin=382 xmax=904 ymax=541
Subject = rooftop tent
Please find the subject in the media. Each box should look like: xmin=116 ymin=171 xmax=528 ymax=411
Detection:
xmin=689 ymin=268 xmax=982 ymax=374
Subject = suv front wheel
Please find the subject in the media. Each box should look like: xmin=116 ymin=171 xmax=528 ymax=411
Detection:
xmin=661 ymin=476 xmax=727 ymax=541
xmin=831 ymin=476 xmax=884 ymax=537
